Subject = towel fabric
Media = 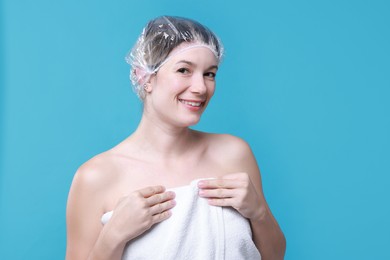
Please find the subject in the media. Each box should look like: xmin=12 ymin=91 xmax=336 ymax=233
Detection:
xmin=101 ymin=179 xmax=261 ymax=260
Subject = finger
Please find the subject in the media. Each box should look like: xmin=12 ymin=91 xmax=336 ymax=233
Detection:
xmin=198 ymin=188 xmax=236 ymax=199
xmin=150 ymin=199 xmax=176 ymax=215
xmin=152 ymin=210 xmax=172 ymax=224
xmin=207 ymin=197 xmax=235 ymax=207
xmin=137 ymin=186 xmax=166 ymax=198
xmin=146 ymin=191 xmax=176 ymax=206
xmin=197 ymin=178 xmax=239 ymax=189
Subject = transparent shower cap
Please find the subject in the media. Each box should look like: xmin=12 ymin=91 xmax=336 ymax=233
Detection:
xmin=125 ymin=16 xmax=224 ymax=99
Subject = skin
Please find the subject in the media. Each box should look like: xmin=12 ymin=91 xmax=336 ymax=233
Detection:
xmin=66 ymin=44 xmax=286 ymax=260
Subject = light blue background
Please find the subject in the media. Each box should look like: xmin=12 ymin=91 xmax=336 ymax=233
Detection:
xmin=1 ymin=0 xmax=389 ymax=259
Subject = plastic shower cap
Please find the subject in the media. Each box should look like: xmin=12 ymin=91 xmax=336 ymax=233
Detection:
xmin=125 ymin=16 xmax=224 ymax=99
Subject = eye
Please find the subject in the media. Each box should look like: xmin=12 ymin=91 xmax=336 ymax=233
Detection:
xmin=177 ymin=68 xmax=190 ymax=74
xmin=204 ymin=72 xmax=216 ymax=79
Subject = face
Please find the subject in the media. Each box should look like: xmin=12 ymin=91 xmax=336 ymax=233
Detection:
xmin=144 ymin=43 xmax=218 ymax=128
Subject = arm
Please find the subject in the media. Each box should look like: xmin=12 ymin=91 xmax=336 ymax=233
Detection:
xmin=198 ymin=136 xmax=286 ymax=260
xmin=243 ymin=147 xmax=286 ymax=260
xmin=66 ymin=160 xmax=176 ymax=260
xmin=66 ymin=164 xmax=118 ymax=260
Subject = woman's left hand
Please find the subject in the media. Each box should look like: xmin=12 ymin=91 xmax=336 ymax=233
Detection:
xmin=198 ymin=172 xmax=266 ymax=221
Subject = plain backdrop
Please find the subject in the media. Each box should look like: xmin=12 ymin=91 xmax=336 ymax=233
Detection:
xmin=1 ymin=0 xmax=389 ymax=259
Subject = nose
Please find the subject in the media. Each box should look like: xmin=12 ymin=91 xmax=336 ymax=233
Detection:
xmin=190 ymin=73 xmax=207 ymax=95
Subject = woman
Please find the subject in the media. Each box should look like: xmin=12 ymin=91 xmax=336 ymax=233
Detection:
xmin=66 ymin=16 xmax=286 ymax=260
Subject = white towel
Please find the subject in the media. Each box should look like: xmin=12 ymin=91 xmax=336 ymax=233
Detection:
xmin=101 ymin=179 xmax=261 ymax=260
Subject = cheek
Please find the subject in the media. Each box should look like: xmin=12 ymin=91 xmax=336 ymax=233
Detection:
xmin=160 ymin=75 xmax=188 ymax=92
xmin=208 ymin=82 xmax=216 ymax=96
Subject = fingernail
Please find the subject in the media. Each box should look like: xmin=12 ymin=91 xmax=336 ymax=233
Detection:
xmin=197 ymin=181 xmax=205 ymax=188
xmin=198 ymin=189 xmax=205 ymax=196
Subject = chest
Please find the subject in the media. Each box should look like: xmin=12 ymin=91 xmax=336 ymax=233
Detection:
xmin=104 ymin=155 xmax=230 ymax=210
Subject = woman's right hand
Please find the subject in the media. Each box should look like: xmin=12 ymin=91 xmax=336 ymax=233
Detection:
xmin=106 ymin=185 xmax=176 ymax=243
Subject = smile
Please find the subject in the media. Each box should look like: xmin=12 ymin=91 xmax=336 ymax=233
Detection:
xmin=179 ymin=99 xmax=205 ymax=107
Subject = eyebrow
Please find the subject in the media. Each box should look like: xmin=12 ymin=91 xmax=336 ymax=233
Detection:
xmin=175 ymin=60 xmax=219 ymax=71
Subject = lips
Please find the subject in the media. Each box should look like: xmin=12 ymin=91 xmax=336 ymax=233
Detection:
xmin=178 ymin=99 xmax=205 ymax=107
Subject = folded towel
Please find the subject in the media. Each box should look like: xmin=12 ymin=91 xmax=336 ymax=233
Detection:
xmin=101 ymin=179 xmax=261 ymax=260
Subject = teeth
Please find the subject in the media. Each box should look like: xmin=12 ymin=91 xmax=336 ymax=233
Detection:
xmin=180 ymin=100 xmax=202 ymax=107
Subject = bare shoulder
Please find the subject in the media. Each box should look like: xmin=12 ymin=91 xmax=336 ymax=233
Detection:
xmin=202 ymin=133 xmax=254 ymax=166
xmin=199 ymin=132 xmax=263 ymax=187
xmin=67 ymin=150 xmax=121 ymax=223
xmin=72 ymin=151 xmax=119 ymax=193
xmin=66 ymin=150 xmax=120 ymax=259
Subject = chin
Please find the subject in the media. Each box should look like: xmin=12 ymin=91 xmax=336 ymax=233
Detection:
xmin=178 ymin=116 xmax=201 ymax=127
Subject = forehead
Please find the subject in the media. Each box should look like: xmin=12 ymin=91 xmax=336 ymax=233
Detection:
xmin=164 ymin=42 xmax=218 ymax=66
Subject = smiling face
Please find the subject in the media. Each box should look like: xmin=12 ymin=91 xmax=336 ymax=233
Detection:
xmin=143 ymin=43 xmax=218 ymax=128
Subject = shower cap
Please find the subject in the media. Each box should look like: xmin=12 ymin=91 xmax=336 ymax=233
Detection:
xmin=125 ymin=16 xmax=224 ymax=99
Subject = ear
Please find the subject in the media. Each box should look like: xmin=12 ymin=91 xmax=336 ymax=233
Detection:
xmin=134 ymin=68 xmax=155 ymax=94
xmin=144 ymin=82 xmax=152 ymax=93
xmin=144 ymin=72 xmax=157 ymax=94
xmin=133 ymin=68 xmax=146 ymax=85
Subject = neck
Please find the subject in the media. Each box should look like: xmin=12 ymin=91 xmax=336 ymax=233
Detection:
xmin=129 ymin=112 xmax=196 ymax=162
